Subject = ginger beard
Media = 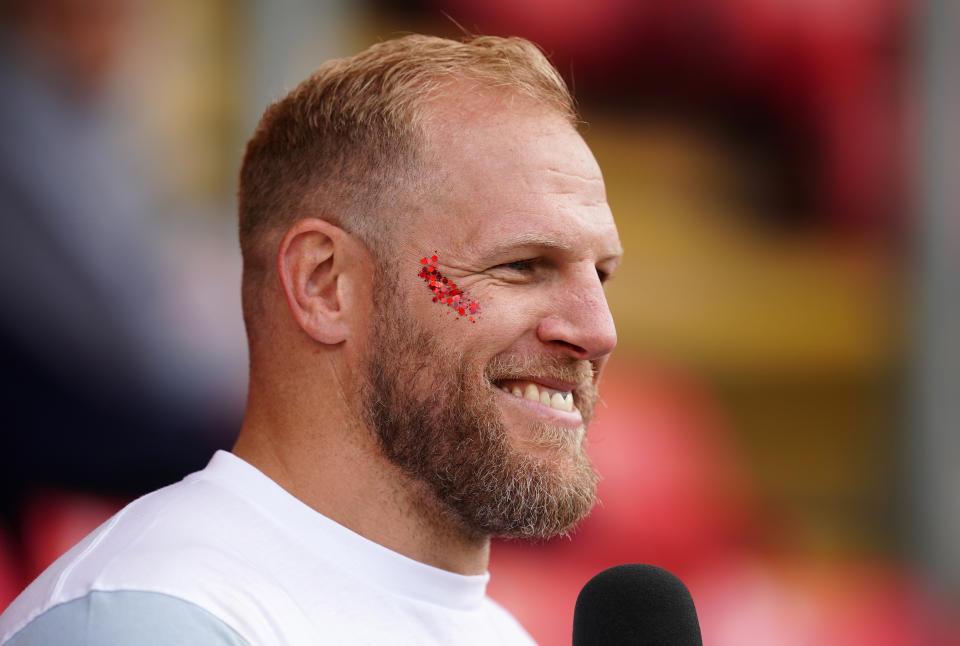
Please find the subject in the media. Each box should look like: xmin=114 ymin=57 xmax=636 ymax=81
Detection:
xmin=360 ymin=270 xmax=600 ymax=540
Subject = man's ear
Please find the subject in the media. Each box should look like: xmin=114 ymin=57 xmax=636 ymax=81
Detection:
xmin=276 ymin=218 xmax=363 ymax=345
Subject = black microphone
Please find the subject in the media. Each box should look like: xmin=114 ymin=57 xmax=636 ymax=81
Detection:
xmin=572 ymin=564 xmax=703 ymax=645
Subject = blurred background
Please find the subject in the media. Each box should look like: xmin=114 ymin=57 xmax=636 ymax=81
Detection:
xmin=0 ymin=0 xmax=956 ymax=644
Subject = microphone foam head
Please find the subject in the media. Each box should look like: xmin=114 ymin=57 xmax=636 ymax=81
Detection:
xmin=572 ymin=564 xmax=702 ymax=646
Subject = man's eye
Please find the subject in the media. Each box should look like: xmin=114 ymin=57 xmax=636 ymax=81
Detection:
xmin=497 ymin=259 xmax=537 ymax=272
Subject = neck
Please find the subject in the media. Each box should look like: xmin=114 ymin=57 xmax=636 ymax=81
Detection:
xmin=233 ymin=373 xmax=491 ymax=576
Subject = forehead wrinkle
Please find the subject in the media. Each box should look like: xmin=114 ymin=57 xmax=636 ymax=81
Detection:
xmin=545 ymin=166 xmax=604 ymax=183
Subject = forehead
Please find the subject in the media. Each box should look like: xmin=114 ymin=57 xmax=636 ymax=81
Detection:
xmin=412 ymin=97 xmax=620 ymax=262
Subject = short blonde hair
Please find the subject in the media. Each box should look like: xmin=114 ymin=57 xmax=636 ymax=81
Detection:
xmin=238 ymin=34 xmax=576 ymax=325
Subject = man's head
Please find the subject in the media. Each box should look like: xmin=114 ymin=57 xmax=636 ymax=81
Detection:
xmin=238 ymin=34 xmax=575 ymax=333
xmin=238 ymin=34 xmax=621 ymax=541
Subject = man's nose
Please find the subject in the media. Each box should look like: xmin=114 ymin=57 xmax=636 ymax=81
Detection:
xmin=536 ymin=267 xmax=617 ymax=361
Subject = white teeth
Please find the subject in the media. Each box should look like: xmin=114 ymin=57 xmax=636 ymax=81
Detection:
xmin=500 ymin=381 xmax=574 ymax=413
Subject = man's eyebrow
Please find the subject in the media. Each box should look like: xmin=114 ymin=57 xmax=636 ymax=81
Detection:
xmin=481 ymin=234 xmax=573 ymax=258
xmin=480 ymin=233 xmax=623 ymax=263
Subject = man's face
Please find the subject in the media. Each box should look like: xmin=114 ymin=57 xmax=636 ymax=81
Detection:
xmin=361 ymin=97 xmax=621 ymax=540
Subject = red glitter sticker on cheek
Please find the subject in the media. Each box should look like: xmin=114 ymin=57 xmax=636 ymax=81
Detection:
xmin=417 ymin=252 xmax=481 ymax=322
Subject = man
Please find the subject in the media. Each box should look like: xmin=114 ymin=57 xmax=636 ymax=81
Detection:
xmin=0 ymin=33 xmax=621 ymax=645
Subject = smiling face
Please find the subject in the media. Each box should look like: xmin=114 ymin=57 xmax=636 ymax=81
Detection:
xmin=360 ymin=94 xmax=621 ymax=539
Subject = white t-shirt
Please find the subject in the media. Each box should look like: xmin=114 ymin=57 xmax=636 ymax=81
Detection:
xmin=0 ymin=451 xmax=537 ymax=645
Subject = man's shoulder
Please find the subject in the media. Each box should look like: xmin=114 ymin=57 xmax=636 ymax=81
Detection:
xmin=0 ymin=463 xmax=290 ymax=644
xmin=32 ymin=468 xmax=253 ymax=592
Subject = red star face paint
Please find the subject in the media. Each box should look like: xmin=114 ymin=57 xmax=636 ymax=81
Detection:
xmin=418 ymin=253 xmax=481 ymax=323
